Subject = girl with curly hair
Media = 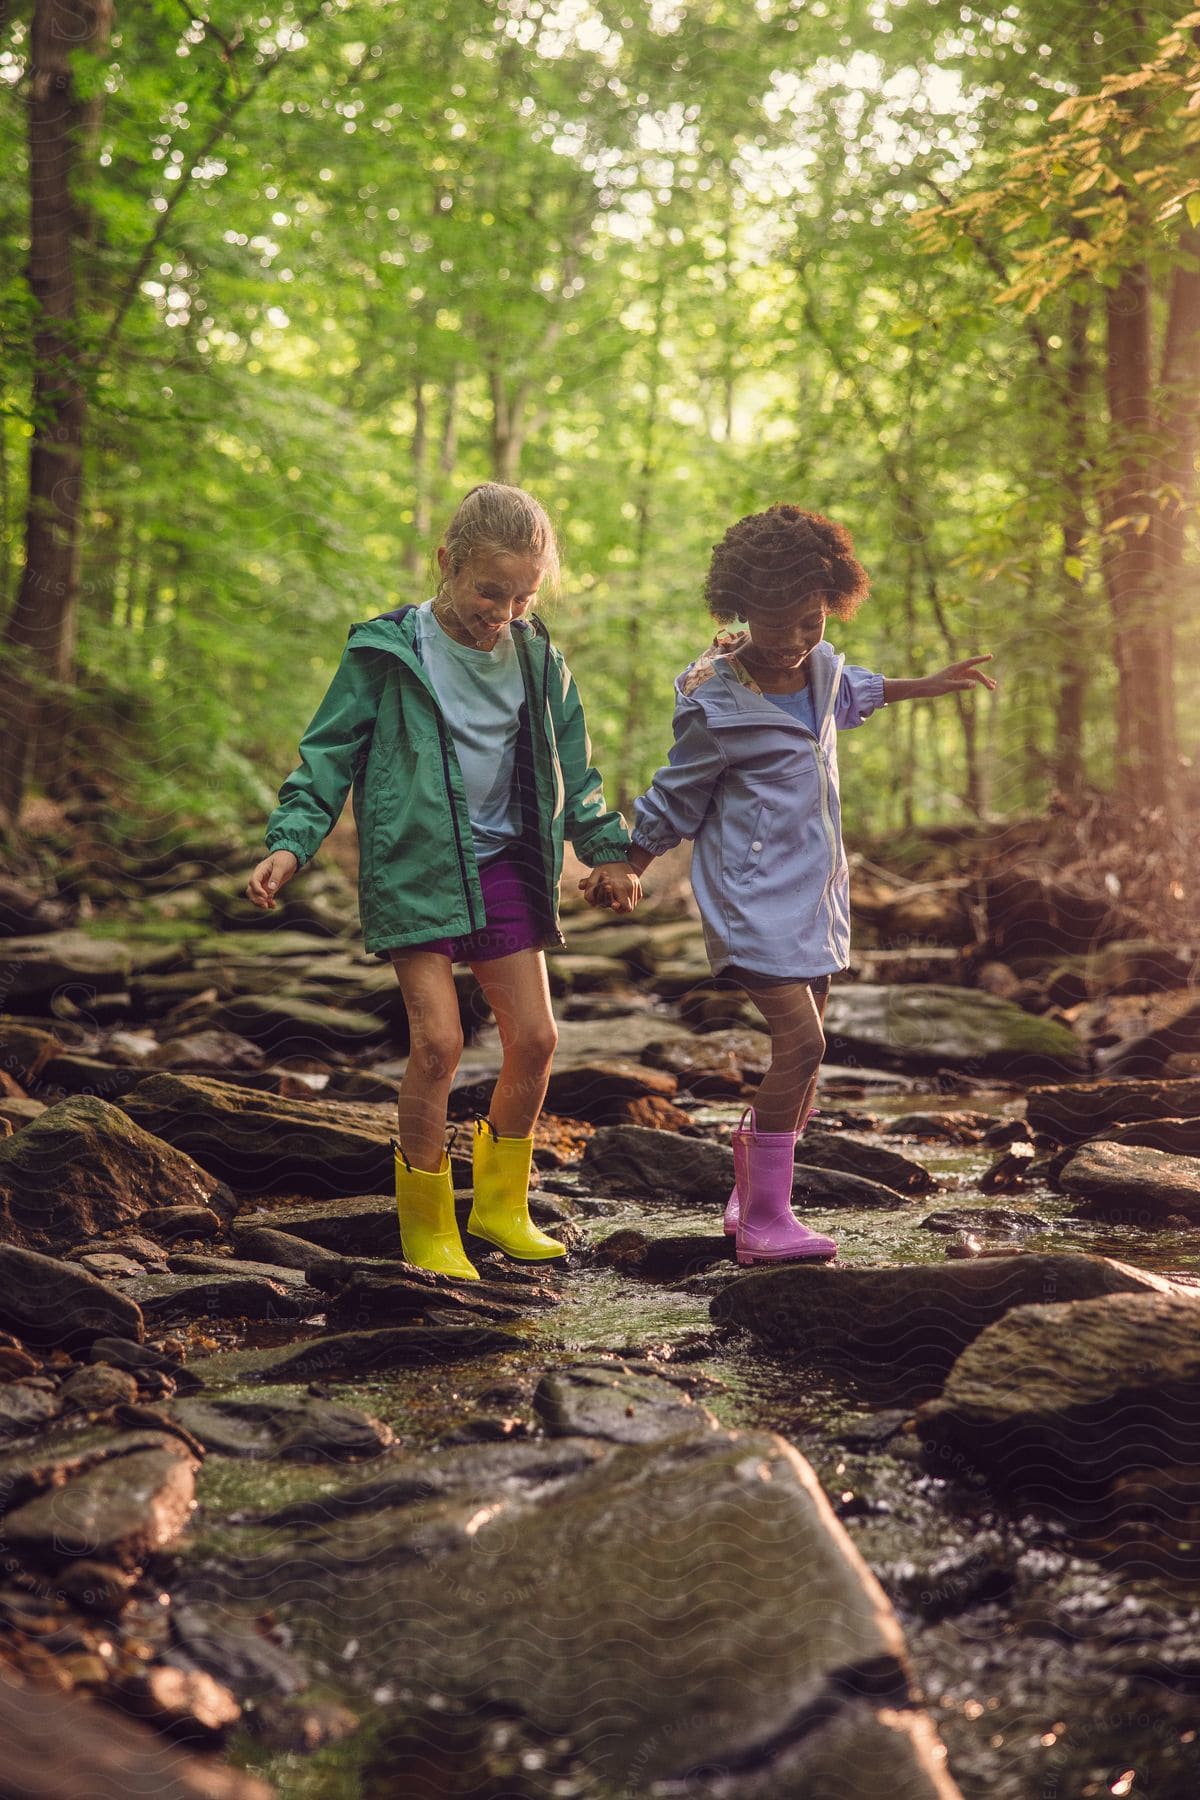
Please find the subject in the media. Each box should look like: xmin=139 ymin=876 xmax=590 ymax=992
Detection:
xmin=586 ymin=504 xmax=994 ymax=1267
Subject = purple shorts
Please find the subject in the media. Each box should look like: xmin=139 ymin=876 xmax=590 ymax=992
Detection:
xmin=412 ymin=851 xmax=543 ymax=964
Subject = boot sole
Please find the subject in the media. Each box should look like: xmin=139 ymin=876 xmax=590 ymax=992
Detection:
xmin=736 ymin=1248 xmax=837 ymax=1264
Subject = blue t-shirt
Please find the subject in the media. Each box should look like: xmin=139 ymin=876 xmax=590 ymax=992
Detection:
xmin=413 ymin=600 xmax=524 ymax=860
xmin=764 ymin=684 xmax=819 ymax=734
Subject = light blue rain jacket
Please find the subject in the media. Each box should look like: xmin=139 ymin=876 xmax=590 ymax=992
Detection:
xmin=631 ymin=637 xmax=885 ymax=979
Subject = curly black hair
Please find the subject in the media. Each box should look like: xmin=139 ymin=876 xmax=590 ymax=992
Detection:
xmin=704 ymin=505 xmax=870 ymax=622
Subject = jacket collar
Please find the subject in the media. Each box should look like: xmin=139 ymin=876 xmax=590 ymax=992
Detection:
xmin=678 ymin=635 xmax=844 ymax=733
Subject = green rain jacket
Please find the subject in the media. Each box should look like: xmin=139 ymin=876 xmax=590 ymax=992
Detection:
xmin=264 ymin=606 xmax=632 ymax=958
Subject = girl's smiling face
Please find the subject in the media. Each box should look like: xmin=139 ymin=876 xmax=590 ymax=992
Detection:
xmin=740 ymin=598 xmax=829 ymax=674
xmin=436 ymin=546 xmax=544 ymax=649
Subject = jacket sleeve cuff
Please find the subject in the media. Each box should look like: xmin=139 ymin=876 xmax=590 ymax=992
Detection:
xmin=631 ymin=823 xmax=681 ymax=855
xmin=576 ymin=826 xmax=633 ymax=867
xmin=265 ymin=837 xmax=310 ymax=869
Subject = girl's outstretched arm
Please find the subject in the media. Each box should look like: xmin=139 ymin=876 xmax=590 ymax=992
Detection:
xmin=883 ymin=655 xmax=996 ymax=703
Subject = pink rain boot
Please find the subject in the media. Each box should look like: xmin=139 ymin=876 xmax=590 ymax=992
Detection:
xmin=735 ymin=1119 xmax=837 ymax=1265
xmin=724 ymin=1105 xmax=819 ymax=1236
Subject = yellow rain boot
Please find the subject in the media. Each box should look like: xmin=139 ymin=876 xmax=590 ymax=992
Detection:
xmin=467 ymin=1118 xmax=567 ymax=1261
xmin=393 ymin=1141 xmax=479 ymax=1281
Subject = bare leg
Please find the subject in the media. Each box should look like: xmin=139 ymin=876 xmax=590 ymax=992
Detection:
xmin=469 ymin=949 xmax=558 ymax=1137
xmin=737 ymin=978 xmax=826 ymax=1135
xmin=389 ymin=950 xmax=463 ymax=1170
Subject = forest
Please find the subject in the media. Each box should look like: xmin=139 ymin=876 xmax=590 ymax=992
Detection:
xmin=4 ymin=8 xmax=1200 ymax=1800
xmin=1 ymin=0 xmax=1197 ymax=855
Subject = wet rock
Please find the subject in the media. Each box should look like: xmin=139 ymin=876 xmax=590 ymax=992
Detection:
xmin=324 ymin=1265 xmax=538 ymax=1328
xmin=1096 ymin=1115 xmax=1200 ymax=1158
xmin=169 ymin=1394 xmax=393 ymax=1462
xmin=57 ymin=1558 xmax=139 ymax=1612
xmin=235 ymin=1193 xmax=400 ymax=1256
xmin=0 ymin=1345 xmax=40 ymax=1381
xmin=1026 ymin=1076 xmax=1200 ymax=1143
xmin=167 ymin=1252 xmax=313 ymax=1286
xmin=917 ymin=1289 xmax=1200 ymax=1512
xmin=76 ymin=1251 xmax=152 ymax=1278
xmin=1095 ymin=997 xmax=1200 ymax=1077
xmin=120 ymin=1270 xmax=323 ymax=1325
xmin=533 ymin=1363 xmax=714 ymax=1444
xmin=0 ymin=1022 xmax=61 ymax=1087
xmin=221 ymin=1428 xmax=954 ymax=1793
xmin=0 ymin=1381 xmax=62 ymax=1441
xmin=147 ymin=1028 xmax=267 ymax=1072
xmin=113 ymin=1664 xmax=241 ymax=1745
xmin=920 ymin=1207 xmax=1049 ymax=1236
xmin=35 ymin=1053 xmax=150 ymax=1099
xmin=188 ymin=1322 xmax=530 ymax=1387
xmin=0 ymin=1095 xmax=226 ymax=1254
xmin=582 ymin=1124 xmax=735 ymax=1203
xmin=711 ymin=1253 xmax=1176 ymax=1377
xmin=169 ymin=1600 xmax=305 ymax=1697
xmin=3 ymin=1443 xmax=197 ymax=1567
xmin=0 ymin=1665 xmax=272 ymax=1799
xmin=230 ymin=1222 xmax=344 ymax=1273
xmin=982 ymin=1117 xmax=1033 ymax=1149
xmin=1057 ymin=1140 xmax=1200 ymax=1223
xmin=0 ymin=1246 xmax=144 ymax=1350
xmin=592 ymin=1229 xmax=734 ymax=1281
xmin=0 ymin=930 xmax=186 ymax=1008
xmin=822 ymin=983 xmax=1085 ymax=1077
xmin=61 ymin=1364 xmax=141 ymax=1411
xmin=641 ymin=1028 xmax=771 ymax=1097
xmin=797 ymin=1130 xmax=936 ymax=1194
xmin=120 ymin=1072 xmax=395 ymax=1194
xmin=184 ymin=993 xmax=389 ymax=1059
xmin=85 ymin=1337 xmax=202 ymax=1394
xmin=543 ymin=1056 xmax=686 ymax=1126
xmin=791 ymin=1165 xmax=915 ymax=1211
xmin=138 ymin=1206 xmax=224 ymax=1242
xmin=0 ymin=1096 xmax=46 ymax=1133
xmin=980 ymin=1142 xmax=1037 ymax=1192
xmin=885 ymin=1111 xmax=990 ymax=1142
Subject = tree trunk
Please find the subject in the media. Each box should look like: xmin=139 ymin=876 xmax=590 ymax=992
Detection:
xmin=616 ymin=276 xmax=666 ymax=812
xmin=1101 ymin=262 xmax=1169 ymax=811
xmin=0 ymin=0 xmax=113 ymax=824
xmin=404 ymin=379 xmax=429 ymax=580
xmin=1054 ymin=292 xmax=1091 ymax=796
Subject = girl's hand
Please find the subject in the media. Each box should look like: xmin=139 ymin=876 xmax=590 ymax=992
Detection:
xmin=920 ymin=655 xmax=996 ymax=698
xmin=246 ymin=850 xmax=299 ymax=910
xmin=579 ymin=862 xmax=641 ymax=914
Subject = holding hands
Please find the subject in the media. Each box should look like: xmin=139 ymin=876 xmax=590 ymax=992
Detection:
xmin=580 ymin=860 xmax=642 ymax=914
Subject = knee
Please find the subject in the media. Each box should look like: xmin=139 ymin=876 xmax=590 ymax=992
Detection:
xmin=514 ymin=1018 xmax=559 ymax=1069
xmin=410 ymin=1025 xmax=464 ymax=1085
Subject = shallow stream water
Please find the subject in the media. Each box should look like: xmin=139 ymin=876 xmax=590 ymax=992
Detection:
xmin=206 ymin=1076 xmax=1200 ymax=1799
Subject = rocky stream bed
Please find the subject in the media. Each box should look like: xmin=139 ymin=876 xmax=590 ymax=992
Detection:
xmin=1 ymin=850 xmax=1199 ymax=1799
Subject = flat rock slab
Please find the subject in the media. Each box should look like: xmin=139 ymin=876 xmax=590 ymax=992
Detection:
xmin=237 ymin=1190 xmax=568 ymax=1257
xmin=167 ymin=1253 xmax=314 ymax=1286
xmin=711 ymin=1253 xmax=1178 ymax=1377
xmin=797 ymin=1131 xmax=935 ymax=1195
xmin=920 ymin=1207 xmax=1050 ymax=1236
xmin=532 ymin=1364 xmax=714 ymax=1444
xmin=543 ymin=1058 xmax=679 ymax=1124
xmin=0 ymin=1668 xmax=272 ymax=1800
xmin=324 ymin=1267 xmax=541 ymax=1328
xmin=1057 ymin=1140 xmax=1200 ymax=1223
xmin=0 ymin=1094 xmax=226 ymax=1254
xmin=189 ymin=1323 xmax=531 ymax=1388
xmin=121 ymin=1072 xmax=395 ymax=1194
xmin=0 ymin=930 xmax=186 ymax=1005
xmin=230 ymin=1223 xmax=345 ymax=1273
xmin=191 ymin=994 xmax=390 ymax=1058
xmin=823 ymin=984 xmax=1084 ymax=1077
xmin=3 ymin=1443 xmax=198 ymax=1567
xmin=0 ymin=1244 xmax=144 ymax=1351
xmin=582 ymin=1125 xmax=735 ymax=1203
xmin=1095 ymin=1117 xmax=1200 ymax=1158
xmin=917 ymin=1289 xmax=1200 ymax=1511
xmin=221 ymin=1428 xmax=955 ymax=1792
xmin=0 ymin=1382 xmax=63 ymax=1442
xmin=641 ymin=1028 xmax=771 ymax=1096
xmin=592 ymin=1229 xmax=735 ymax=1282
xmin=1026 ymin=1078 xmax=1200 ymax=1144
xmin=120 ymin=1271 xmax=323 ymax=1324
xmin=170 ymin=1394 xmax=393 ymax=1462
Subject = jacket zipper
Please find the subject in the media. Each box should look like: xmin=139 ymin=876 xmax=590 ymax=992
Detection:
xmin=436 ymin=718 xmax=483 ymax=932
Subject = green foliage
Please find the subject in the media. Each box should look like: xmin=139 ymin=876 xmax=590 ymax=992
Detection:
xmin=1 ymin=0 xmax=1197 ymax=841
